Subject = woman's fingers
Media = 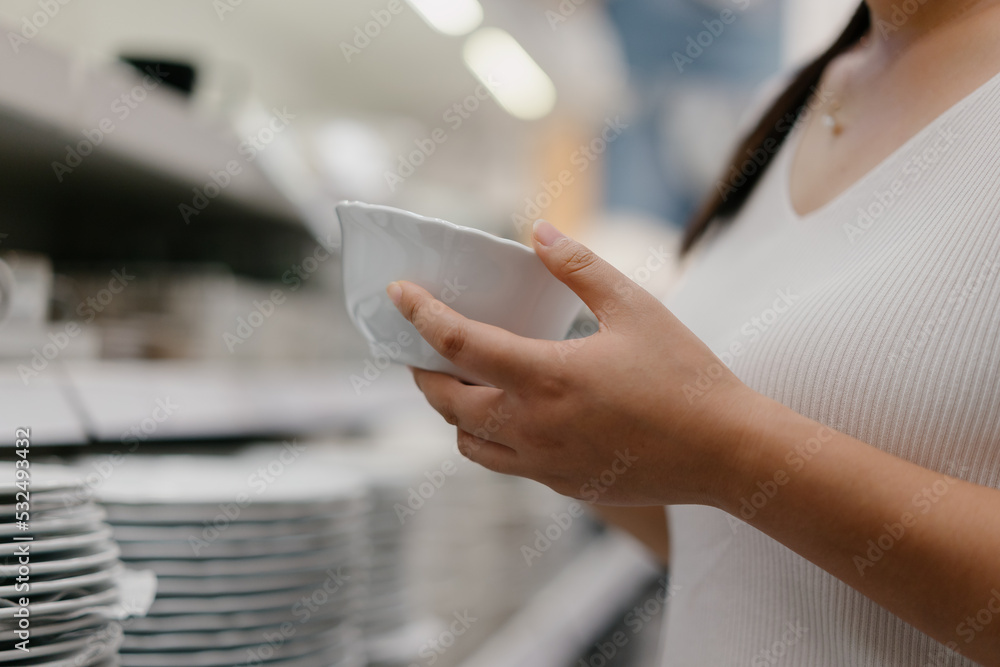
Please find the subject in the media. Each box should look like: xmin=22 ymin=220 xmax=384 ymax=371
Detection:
xmin=531 ymin=220 xmax=653 ymax=328
xmin=389 ymin=281 xmax=547 ymax=389
xmin=410 ymin=368 xmax=515 ymax=445
xmin=409 ymin=369 xmax=524 ymax=475
xmin=456 ymin=428 xmax=522 ymax=476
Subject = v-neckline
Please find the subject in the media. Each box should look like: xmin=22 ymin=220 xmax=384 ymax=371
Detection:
xmin=782 ymin=66 xmax=1000 ymax=223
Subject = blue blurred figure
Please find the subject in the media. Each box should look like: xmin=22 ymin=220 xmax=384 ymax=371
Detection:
xmin=603 ymin=0 xmax=784 ymax=227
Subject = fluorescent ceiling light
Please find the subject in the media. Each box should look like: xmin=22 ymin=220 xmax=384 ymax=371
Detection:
xmin=406 ymin=0 xmax=483 ymax=36
xmin=462 ymin=28 xmax=557 ymax=121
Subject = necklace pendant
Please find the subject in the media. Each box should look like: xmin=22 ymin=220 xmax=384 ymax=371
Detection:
xmin=822 ymin=113 xmax=843 ymax=136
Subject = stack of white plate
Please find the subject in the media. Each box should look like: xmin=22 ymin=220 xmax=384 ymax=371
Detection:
xmin=362 ymin=480 xmax=414 ymax=641
xmin=0 ymin=465 xmax=124 ymax=667
xmin=294 ymin=443 xmax=431 ymax=666
xmin=408 ymin=463 xmax=597 ymax=661
xmin=89 ymin=452 xmax=370 ymax=667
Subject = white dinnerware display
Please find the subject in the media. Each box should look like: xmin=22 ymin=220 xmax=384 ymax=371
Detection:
xmin=0 ymin=465 xmax=131 ymax=667
xmin=90 ymin=452 xmax=370 ymax=667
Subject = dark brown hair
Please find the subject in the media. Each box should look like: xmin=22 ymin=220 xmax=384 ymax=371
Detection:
xmin=680 ymin=2 xmax=872 ymax=255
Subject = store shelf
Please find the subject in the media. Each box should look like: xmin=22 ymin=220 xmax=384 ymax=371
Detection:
xmin=0 ymin=360 xmax=420 ymax=446
xmin=0 ymin=366 xmax=88 ymax=445
xmin=0 ymin=36 xmax=297 ymax=221
xmin=459 ymin=531 xmax=661 ymax=667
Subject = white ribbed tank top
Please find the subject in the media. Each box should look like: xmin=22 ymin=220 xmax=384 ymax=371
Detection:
xmin=659 ymin=69 xmax=1000 ymax=666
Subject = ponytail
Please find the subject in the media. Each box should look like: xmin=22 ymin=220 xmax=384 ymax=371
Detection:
xmin=680 ymin=2 xmax=871 ymax=255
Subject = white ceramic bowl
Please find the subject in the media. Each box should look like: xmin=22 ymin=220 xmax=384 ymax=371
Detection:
xmin=337 ymin=202 xmax=583 ymax=384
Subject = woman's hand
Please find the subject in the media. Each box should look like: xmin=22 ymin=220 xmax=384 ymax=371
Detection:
xmin=389 ymin=221 xmax=1000 ymax=661
xmin=387 ymin=220 xmax=764 ymax=507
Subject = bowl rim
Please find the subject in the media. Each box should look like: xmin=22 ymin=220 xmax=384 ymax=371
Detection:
xmin=335 ymin=200 xmax=537 ymax=256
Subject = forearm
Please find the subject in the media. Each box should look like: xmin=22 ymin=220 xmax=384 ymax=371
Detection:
xmin=589 ymin=504 xmax=670 ymax=565
xmin=722 ymin=393 xmax=1000 ymax=664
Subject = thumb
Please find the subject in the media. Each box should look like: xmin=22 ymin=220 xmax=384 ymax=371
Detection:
xmin=531 ymin=220 xmax=643 ymax=324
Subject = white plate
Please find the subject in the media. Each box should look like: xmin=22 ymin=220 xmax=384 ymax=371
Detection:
xmin=0 ymin=632 xmax=98 ymax=661
xmin=118 ymin=628 xmax=346 ymax=666
xmin=0 ymin=507 xmax=107 ymax=537
xmin=116 ymin=530 xmax=358 ymax=561
xmin=149 ymin=570 xmax=337 ymax=597
xmin=120 ymin=649 xmax=334 ymax=667
xmin=92 ymin=455 xmax=366 ymax=506
xmin=107 ymin=516 xmax=348 ymax=542
xmin=0 ymin=586 xmax=119 ymax=620
xmin=2 ymin=628 xmax=121 ymax=666
xmin=118 ymin=546 xmax=346 ymax=577
xmin=0 ymin=565 xmax=123 ymax=598
xmin=0 ymin=466 xmax=83 ymax=498
xmin=125 ymin=606 xmax=332 ymax=634
xmin=120 ymin=615 xmax=335 ymax=651
xmin=0 ymin=613 xmax=107 ymax=641
xmin=146 ymin=584 xmax=352 ymax=616
xmin=0 ymin=542 xmax=120 ymax=578
xmin=0 ymin=528 xmax=113 ymax=556
xmin=103 ymin=501 xmax=367 ymax=526
xmin=0 ymin=496 xmax=87 ymax=516
xmin=337 ymin=201 xmax=582 ymax=385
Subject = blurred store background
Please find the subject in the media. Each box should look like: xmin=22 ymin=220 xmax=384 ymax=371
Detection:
xmin=0 ymin=1 xmax=856 ymax=665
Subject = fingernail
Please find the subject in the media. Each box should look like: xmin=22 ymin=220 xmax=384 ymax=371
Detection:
xmin=533 ymin=220 xmax=565 ymax=247
xmin=387 ymin=282 xmax=402 ymax=306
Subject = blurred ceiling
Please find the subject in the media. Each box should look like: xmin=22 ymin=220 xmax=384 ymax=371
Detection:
xmin=0 ymin=0 xmax=624 ymax=126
